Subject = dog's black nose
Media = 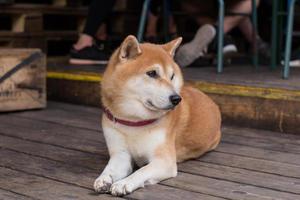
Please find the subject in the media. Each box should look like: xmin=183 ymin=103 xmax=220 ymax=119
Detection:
xmin=169 ymin=94 xmax=182 ymax=106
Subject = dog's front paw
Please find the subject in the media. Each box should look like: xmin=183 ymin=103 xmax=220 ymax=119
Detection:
xmin=93 ymin=174 xmax=113 ymax=193
xmin=110 ymin=180 xmax=135 ymax=196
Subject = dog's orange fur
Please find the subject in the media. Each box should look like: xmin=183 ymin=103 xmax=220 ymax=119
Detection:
xmin=101 ymin=36 xmax=221 ymax=162
xmin=95 ymin=35 xmax=221 ymax=196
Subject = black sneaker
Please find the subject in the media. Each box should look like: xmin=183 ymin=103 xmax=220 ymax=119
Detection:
xmin=69 ymin=43 xmax=109 ymax=65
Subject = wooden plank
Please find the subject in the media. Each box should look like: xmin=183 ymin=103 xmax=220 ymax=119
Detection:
xmin=0 ymin=149 xmax=223 ymax=200
xmin=223 ymin=126 xmax=300 ymax=145
xmin=0 ymin=149 xmax=101 ymax=189
xmin=48 ymin=101 xmax=101 ymax=115
xmin=1 ymin=114 xmax=300 ymax=179
xmin=0 ymin=167 xmax=122 ymax=200
xmin=182 ymin=66 xmax=300 ymax=91
xmin=217 ymin=142 xmax=300 ymax=166
xmin=2 ymin=143 xmax=299 ymax=200
xmin=0 ymin=135 xmax=107 ymax=169
xmin=1 ymin=103 xmax=300 ymax=198
xmin=128 ymin=184 xmax=226 ymax=200
xmin=178 ymin=161 xmax=300 ymax=194
xmin=0 ymin=188 xmax=34 ymax=200
xmin=0 ymin=113 xmax=103 ymax=141
xmin=0 ymin=115 xmax=106 ymax=154
xmin=9 ymin=103 xmax=300 ymax=156
xmin=163 ymin=172 xmax=300 ymax=200
xmin=2 ymin=132 xmax=300 ymax=196
xmin=221 ymin=133 xmax=300 ymax=154
xmin=200 ymin=152 xmax=300 ymax=178
xmin=14 ymin=108 xmax=101 ymax=131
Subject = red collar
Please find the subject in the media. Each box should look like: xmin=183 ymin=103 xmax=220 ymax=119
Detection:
xmin=102 ymin=107 xmax=158 ymax=127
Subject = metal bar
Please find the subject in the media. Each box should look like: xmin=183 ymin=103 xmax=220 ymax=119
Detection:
xmin=217 ymin=0 xmax=224 ymax=73
xmin=251 ymin=0 xmax=258 ymax=69
xmin=137 ymin=0 xmax=151 ymax=42
xmin=271 ymin=0 xmax=279 ymax=70
xmin=283 ymin=0 xmax=296 ymax=79
xmin=277 ymin=0 xmax=285 ymax=68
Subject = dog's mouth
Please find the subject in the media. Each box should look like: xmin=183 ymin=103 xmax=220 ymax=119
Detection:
xmin=145 ymin=100 xmax=174 ymax=111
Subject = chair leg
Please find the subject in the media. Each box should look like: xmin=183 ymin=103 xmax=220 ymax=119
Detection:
xmin=217 ymin=0 xmax=224 ymax=73
xmin=137 ymin=0 xmax=151 ymax=42
xmin=251 ymin=0 xmax=258 ymax=69
xmin=271 ymin=0 xmax=279 ymax=70
xmin=283 ymin=0 xmax=296 ymax=79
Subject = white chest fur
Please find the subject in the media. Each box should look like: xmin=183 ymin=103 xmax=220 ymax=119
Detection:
xmin=126 ymin=127 xmax=166 ymax=166
xmin=102 ymin=117 xmax=166 ymax=167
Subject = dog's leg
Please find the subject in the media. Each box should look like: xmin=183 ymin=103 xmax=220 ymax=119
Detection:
xmin=94 ymin=152 xmax=132 ymax=193
xmin=94 ymin=126 xmax=133 ymax=193
xmin=110 ymin=158 xmax=177 ymax=196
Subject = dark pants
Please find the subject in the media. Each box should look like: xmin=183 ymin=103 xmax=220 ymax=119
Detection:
xmin=83 ymin=0 xmax=116 ymax=37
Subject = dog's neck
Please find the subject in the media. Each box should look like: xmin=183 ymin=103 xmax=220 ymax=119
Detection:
xmin=102 ymin=106 xmax=158 ymax=127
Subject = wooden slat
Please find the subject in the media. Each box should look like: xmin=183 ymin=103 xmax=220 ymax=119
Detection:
xmin=200 ymin=152 xmax=300 ymax=178
xmin=0 ymin=135 xmax=107 ymax=169
xmin=223 ymin=126 xmax=300 ymax=145
xmin=163 ymin=172 xmax=300 ymax=200
xmin=1 ymin=102 xmax=300 ymax=199
xmin=127 ymin=184 xmax=225 ymax=200
xmin=2 ymin=112 xmax=300 ymax=179
xmin=0 ymin=167 xmax=122 ymax=200
xmin=216 ymin=142 xmax=300 ymax=165
xmin=11 ymin=102 xmax=300 ymax=156
xmin=0 ymin=113 xmax=103 ymax=142
xmin=0 ymin=149 xmax=223 ymax=200
xmin=2 ymin=142 xmax=299 ymax=200
xmin=221 ymin=134 xmax=300 ymax=154
xmin=2 ymin=135 xmax=300 ymax=196
xmin=0 ymin=188 xmax=34 ymax=200
xmin=178 ymin=161 xmax=300 ymax=194
xmin=47 ymin=101 xmax=101 ymax=115
xmin=0 ymin=115 xmax=106 ymax=154
xmin=14 ymin=108 xmax=101 ymax=131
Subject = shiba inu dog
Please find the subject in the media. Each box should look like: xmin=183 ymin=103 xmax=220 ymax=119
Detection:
xmin=94 ymin=35 xmax=221 ymax=196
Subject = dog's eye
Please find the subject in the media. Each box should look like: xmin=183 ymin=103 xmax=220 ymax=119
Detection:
xmin=146 ymin=70 xmax=158 ymax=78
xmin=171 ymin=73 xmax=175 ymax=80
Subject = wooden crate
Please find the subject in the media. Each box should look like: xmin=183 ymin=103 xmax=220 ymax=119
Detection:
xmin=0 ymin=48 xmax=46 ymax=111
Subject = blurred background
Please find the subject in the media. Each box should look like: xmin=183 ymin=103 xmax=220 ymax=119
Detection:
xmin=0 ymin=0 xmax=299 ymax=66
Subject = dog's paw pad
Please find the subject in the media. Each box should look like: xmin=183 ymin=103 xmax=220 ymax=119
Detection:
xmin=110 ymin=181 xmax=134 ymax=196
xmin=93 ymin=174 xmax=113 ymax=193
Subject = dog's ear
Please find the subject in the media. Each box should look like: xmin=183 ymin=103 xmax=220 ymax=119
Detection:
xmin=119 ymin=35 xmax=142 ymax=62
xmin=161 ymin=37 xmax=182 ymax=57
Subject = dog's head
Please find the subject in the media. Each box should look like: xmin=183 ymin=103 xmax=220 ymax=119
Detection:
xmin=102 ymin=35 xmax=183 ymax=120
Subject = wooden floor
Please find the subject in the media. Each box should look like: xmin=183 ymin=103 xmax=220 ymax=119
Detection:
xmin=1 ymin=102 xmax=300 ymax=200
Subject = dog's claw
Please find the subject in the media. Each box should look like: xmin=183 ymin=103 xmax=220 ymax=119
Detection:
xmin=93 ymin=174 xmax=113 ymax=193
xmin=110 ymin=180 xmax=134 ymax=196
